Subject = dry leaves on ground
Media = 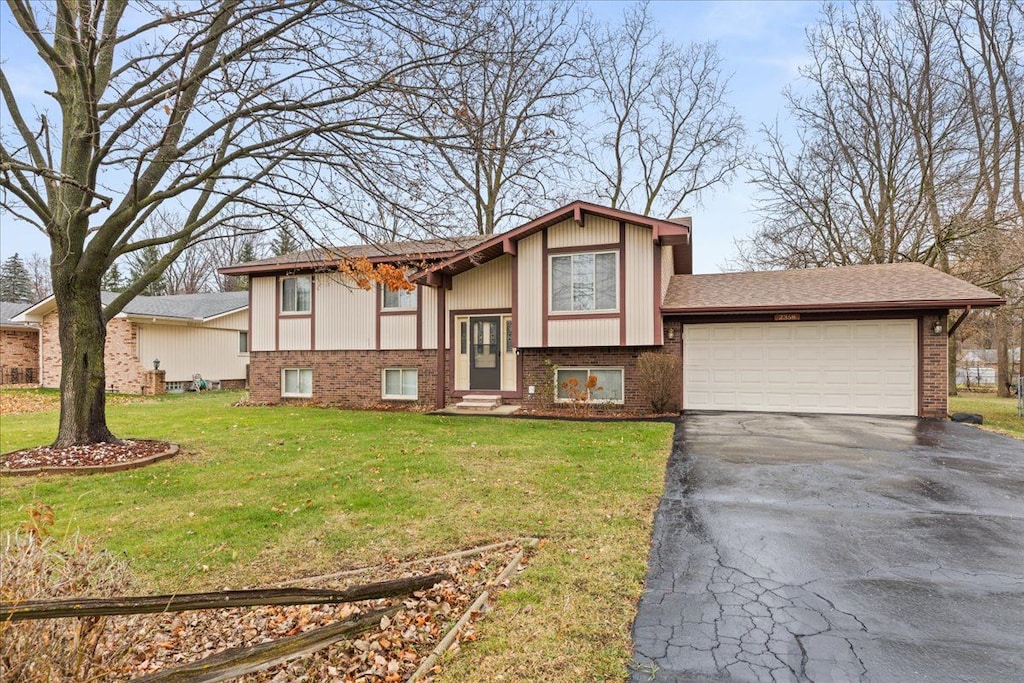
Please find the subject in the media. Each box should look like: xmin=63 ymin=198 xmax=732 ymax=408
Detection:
xmin=1 ymin=440 xmax=170 ymax=471
xmin=0 ymin=389 xmax=145 ymax=416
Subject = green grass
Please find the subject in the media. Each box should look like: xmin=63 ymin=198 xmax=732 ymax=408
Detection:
xmin=949 ymin=392 xmax=1024 ymax=439
xmin=0 ymin=390 xmax=674 ymax=682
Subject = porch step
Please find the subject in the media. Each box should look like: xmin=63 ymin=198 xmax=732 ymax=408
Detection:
xmin=455 ymin=394 xmax=503 ymax=410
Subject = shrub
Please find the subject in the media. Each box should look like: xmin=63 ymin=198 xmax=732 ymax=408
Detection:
xmin=0 ymin=532 xmax=142 ymax=682
xmin=637 ymin=352 xmax=681 ymax=413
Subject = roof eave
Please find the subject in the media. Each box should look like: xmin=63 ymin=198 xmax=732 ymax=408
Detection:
xmin=661 ymin=298 xmax=1006 ymax=315
xmin=218 ymin=251 xmax=465 ymax=276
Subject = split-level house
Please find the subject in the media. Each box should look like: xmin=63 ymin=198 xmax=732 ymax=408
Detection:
xmin=221 ymin=202 xmax=1004 ymax=418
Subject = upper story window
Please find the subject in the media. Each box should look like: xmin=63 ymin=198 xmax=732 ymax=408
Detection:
xmin=550 ymin=251 xmax=617 ymax=312
xmin=281 ymin=276 xmax=311 ymax=313
xmin=382 ymin=286 xmax=417 ymax=311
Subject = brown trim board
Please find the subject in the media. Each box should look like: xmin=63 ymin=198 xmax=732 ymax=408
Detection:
xmin=436 ymin=285 xmax=446 ymax=408
xmin=917 ymin=316 xmax=924 ymax=417
xmin=653 ymin=243 xmax=663 ymax=344
xmin=619 ymin=221 xmax=627 ymax=346
xmin=541 ymin=230 xmax=548 ymax=347
xmin=662 ymin=298 xmax=1003 ymax=315
xmin=374 ymin=284 xmax=381 ymax=351
xmin=416 ymin=285 xmax=423 ymax=351
xmin=274 ymin=275 xmax=280 ymax=351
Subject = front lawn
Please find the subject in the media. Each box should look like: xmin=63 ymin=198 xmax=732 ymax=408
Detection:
xmin=0 ymin=390 xmax=673 ymax=682
xmin=949 ymin=392 xmax=1023 ymax=439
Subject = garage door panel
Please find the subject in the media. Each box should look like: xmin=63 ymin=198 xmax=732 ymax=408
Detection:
xmin=684 ymin=320 xmax=917 ymax=416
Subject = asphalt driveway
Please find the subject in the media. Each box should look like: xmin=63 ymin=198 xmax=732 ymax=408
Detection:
xmin=631 ymin=413 xmax=1024 ymax=683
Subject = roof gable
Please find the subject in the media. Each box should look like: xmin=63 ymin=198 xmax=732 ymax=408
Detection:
xmin=15 ymin=291 xmax=249 ymax=323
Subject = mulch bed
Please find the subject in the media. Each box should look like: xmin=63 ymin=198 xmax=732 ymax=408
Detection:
xmin=0 ymin=440 xmax=175 ymax=475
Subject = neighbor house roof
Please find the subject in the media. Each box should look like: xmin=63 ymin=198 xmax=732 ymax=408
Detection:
xmin=0 ymin=301 xmax=36 ymax=330
xmin=218 ymin=236 xmax=490 ymax=276
xmin=15 ymin=291 xmax=248 ymax=323
xmin=662 ymin=263 xmax=1004 ymax=314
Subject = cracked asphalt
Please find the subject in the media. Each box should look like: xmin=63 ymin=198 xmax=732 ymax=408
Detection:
xmin=631 ymin=413 xmax=1024 ymax=683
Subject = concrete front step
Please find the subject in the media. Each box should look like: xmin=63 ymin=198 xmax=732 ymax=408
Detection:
xmin=455 ymin=394 xmax=503 ymax=410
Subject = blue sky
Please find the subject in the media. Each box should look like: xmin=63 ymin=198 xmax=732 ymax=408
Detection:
xmin=0 ymin=1 xmax=822 ymax=274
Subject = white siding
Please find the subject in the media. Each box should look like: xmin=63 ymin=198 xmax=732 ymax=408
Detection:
xmin=278 ymin=316 xmax=311 ymax=350
xmin=516 ymin=233 xmax=543 ymax=347
xmin=420 ymin=286 xmax=438 ymax=350
xmin=448 ymin=255 xmax=512 ymax=311
xmin=315 ymin=275 xmax=375 ymax=350
xmin=380 ymin=314 xmax=417 ymax=350
xmin=137 ymin=321 xmax=248 ymax=382
xmin=548 ymin=318 xmax=619 ymax=347
xmin=546 ymin=216 xmax=619 ymax=248
xmin=251 ymin=277 xmax=276 ymax=351
xmin=683 ymin=320 xmax=918 ymax=416
xmin=625 ymin=224 xmax=655 ymax=346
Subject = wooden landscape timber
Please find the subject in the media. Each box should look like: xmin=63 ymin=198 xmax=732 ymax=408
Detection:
xmin=0 ymin=573 xmax=446 ymax=622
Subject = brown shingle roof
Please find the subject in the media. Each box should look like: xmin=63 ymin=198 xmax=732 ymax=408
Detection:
xmin=220 ymin=236 xmax=489 ymax=275
xmin=663 ymin=263 xmax=1003 ymax=313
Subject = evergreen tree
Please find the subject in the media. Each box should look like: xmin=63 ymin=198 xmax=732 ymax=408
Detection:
xmin=233 ymin=240 xmax=258 ymax=291
xmin=101 ymin=263 xmax=126 ymax=292
xmin=0 ymin=253 xmax=33 ymax=302
xmin=272 ymin=227 xmax=300 ymax=256
xmin=129 ymin=245 xmax=168 ymax=296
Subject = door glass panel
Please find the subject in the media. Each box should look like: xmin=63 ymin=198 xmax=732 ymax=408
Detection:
xmin=473 ymin=320 xmax=497 ymax=369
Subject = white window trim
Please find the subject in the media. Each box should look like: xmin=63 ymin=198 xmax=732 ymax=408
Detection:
xmin=554 ymin=367 xmax=625 ymax=405
xmin=548 ymin=250 xmax=619 ymax=314
xmin=382 ymin=367 xmax=418 ymax=401
xmin=281 ymin=368 xmax=313 ymax=397
xmin=381 ymin=285 xmax=418 ymax=312
xmin=280 ymin=275 xmax=312 ymax=315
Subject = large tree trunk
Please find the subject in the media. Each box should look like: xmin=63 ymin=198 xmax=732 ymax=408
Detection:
xmin=51 ymin=277 xmax=119 ymax=447
xmin=996 ymin=309 xmax=1011 ymax=398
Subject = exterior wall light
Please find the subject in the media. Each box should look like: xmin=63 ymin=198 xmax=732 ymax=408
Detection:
xmin=153 ymin=358 xmax=160 ymax=370
xmin=932 ymin=320 xmax=943 ymax=335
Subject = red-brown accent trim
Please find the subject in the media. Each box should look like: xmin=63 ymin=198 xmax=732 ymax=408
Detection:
xmin=546 ymin=242 xmax=622 ymax=255
xmin=247 ymin=282 xmax=254 ymax=352
xmin=947 ymin=305 xmax=971 ymax=336
xmin=541 ymin=230 xmax=548 ymax=347
xmin=436 ymin=285 xmax=446 ymax=408
xmin=379 ymin=310 xmax=416 ymax=317
xmin=502 ymin=237 xmax=517 ymax=256
xmin=619 ymin=221 xmax=627 ymax=346
xmin=274 ymin=276 xmax=280 ymax=351
xmin=310 ymin=275 xmax=316 ymax=351
xmin=573 ymin=204 xmax=584 ymax=226
xmin=670 ymin=310 xmax=924 ymax=325
xmin=917 ymin=316 xmax=925 ymax=417
xmin=653 ymin=243 xmax=663 ymax=344
xmin=662 ymin=299 xmax=1003 ymax=315
xmin=548 ymin=312 xmax=620 ymax=321
xmin=511 ymin=250 xmax=519 ymax=347
xmin=416 ymin=285 xmax=423 ymax=351
xmin=218 ymin=251 xmax=466 ymax=276
xmin=374 ymin=284 xmax=381 ymax=351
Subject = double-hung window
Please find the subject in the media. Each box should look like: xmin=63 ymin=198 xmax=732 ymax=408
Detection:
xmin=281 ymin=276 xmax=311 ymax=313
xmin=550 ymin=252 xmax=617 ymax=312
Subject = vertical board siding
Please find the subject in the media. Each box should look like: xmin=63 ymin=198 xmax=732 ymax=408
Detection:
xmin=546 ymin=216 xmax=619 ymax=248
xmin=137 ymin=323 xmax=248 ymax=382
xmin=315 ymin=275 xmax=375 ymax=350
xmin=448 ymin=255 xmax=512 ymax=310
xmin=380 ymin=315 xmax=418 ymax=350
xmin=251 ymin=277 xmax=276 ymax=351
xmin=626 ymin=224 xmax=655 ymax=346
xmin=661 ymin=245 xmax=674 ymax=299
xmin=547 ymin=318 xmax=619 ymax=346
xmin=420 ymin=286 xmax=438 ymax=349
xmin=278 ymin=317 xmax=311 ymax=350
xmin=517 ymin=233 xmax=543 ymax=347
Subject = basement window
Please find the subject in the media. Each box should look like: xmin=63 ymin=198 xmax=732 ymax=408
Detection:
xmin=555 ymin=367 xmax=624 ymax=404
xmin=382 ymin=368 xmax=418 ymax=400
xmin=282 ymin=368 xmax=312 ymax=397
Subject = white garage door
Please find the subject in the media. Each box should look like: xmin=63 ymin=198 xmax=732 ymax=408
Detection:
xmin=683 ymin=320 xmax=918 ymax=416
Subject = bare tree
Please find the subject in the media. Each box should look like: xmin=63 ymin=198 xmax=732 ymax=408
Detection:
xmin=402 ymin=0 xmax=584 ymax=234
xmin=25 ymin=253 xmax=52 ymax=302
xmin=580 ymin=2 xmax=746 ymax=218
xmin=0 ymin=0 xmax=481 ymax=446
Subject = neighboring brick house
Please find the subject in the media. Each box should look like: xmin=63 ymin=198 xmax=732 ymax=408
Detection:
xmin=15 ymin=291 xmax=249 ymax=393
xmin=1 ymin=301 xmax=39 ymax=385
xmin=221 ymin=201 xmax=1004 ymax=418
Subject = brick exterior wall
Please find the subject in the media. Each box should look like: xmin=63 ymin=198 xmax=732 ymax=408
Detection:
xmin=248 ymin=350 xmax=437 ymax=408
xmin=921 ymin=312 xmax=949 ymax=418
xmin=0 ymin=327 xmax=39 ymax=384
xmin=40 ymin=312 xmax=146 ymax=393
